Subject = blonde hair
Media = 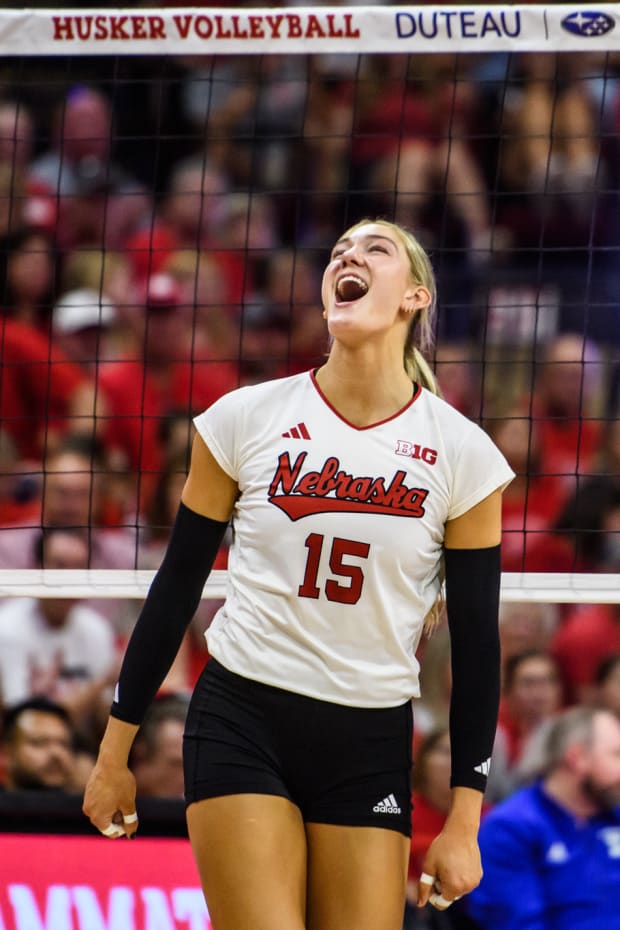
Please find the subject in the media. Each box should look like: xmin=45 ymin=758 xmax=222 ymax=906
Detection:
xmin=339 ymin=218 xmax=440 ymax=395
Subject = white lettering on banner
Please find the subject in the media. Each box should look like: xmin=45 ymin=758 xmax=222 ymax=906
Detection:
xmin=8 ymin=885 xmax=71 ymax=930
xmin=142 ymin=889 xmax=176 ymax=930
xmin=72 ymin=886 xmax=134 ymax=930
xmin=171 ymin=890 xmax=211 ymax=930
xmin=2 ymin=886 xmax=211 ymax=930
xmin=395 ymin=9 xmax=521 ymax=40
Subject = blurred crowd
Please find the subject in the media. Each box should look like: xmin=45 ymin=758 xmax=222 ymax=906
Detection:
xmin=0 ymin=29 xmax=620 ymax=929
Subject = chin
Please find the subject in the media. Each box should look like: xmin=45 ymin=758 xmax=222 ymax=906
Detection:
xmin=583 ymin=776 xmax=620 ymax=811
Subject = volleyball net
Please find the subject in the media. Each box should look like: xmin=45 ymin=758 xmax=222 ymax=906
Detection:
xmin=0 ymin=5 xmax=619 ymax=604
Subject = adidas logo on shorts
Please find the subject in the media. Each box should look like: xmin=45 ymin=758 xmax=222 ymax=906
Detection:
xmin=373 ymin=793 xmax=401 ymax=814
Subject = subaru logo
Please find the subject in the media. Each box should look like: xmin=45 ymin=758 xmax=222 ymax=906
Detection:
xmin=561 ymin=11 xmax=615 ymax=36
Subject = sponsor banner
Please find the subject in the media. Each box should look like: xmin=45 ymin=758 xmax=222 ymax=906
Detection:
xmin=0 ymin=834 xmax=212 ymax=930
xmin=0 ymin=5 xmax=617 ymax=55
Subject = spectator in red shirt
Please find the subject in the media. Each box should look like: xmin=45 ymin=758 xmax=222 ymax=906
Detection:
xmin=351 ymin=54 xmax=495 ymax=262
xmin=551 ymin=603 xmax=620 ymax=706
xmin=0 ymin=312 xmax=98 ymax=460
xmin=0 ymin=434 xmax=140 ymax=634
xmin=97 ymin=271 xmax=238 ymax=514
xmin=0 ymin=227 xmax=56 ymax=329
xmin=550 ymin=502 xmax=620 ymax=704
xmin=158 ymin=157 xmax=248 ymax=308
xmin=487 ymin=408 xmax=574 ymax=572
xmin=531 ymin=332 xmax=605 ymax=509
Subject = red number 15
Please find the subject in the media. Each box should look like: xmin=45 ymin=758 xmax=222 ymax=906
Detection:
xmin=298 ymin=533 xmax=370 ymax=605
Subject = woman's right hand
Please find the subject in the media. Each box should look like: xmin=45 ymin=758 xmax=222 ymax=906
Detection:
xmin=83 ymin=757 xmax=139 ymax=839
xmin=82 ymin=716 xmax=141 ymax=839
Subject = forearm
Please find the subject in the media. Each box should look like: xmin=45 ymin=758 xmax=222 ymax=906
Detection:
xmin=444 ymin=545 xmax=502 ymax=792
xmin=97 ymin=715 xmax=140 ymax=767
xmin=110 ymin=502 xmax=228 ymax=725
xmin=446 ymin=786 xmax=484 ymax=832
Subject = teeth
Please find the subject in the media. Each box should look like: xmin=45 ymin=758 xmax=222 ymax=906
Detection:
xmin=336 ymin=275 xmax=368 ymax=302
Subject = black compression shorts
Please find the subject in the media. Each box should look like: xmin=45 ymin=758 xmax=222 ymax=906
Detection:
xmin=183 ymin=658 xmax=413 ymax=836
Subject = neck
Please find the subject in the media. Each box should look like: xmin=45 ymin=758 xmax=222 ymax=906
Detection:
xmin=315 ymin=355 xmax=414 ymax=427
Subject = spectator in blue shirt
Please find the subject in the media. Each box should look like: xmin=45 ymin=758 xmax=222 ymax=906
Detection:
xmin=466 ymin=705 xmax=620 ymax=930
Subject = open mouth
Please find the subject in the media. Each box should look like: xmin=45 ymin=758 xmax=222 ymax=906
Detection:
xmin=335 ymin=274 xmax=368 ymax=303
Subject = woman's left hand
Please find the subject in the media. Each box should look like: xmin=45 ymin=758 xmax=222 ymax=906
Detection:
xmin=416 ymin=818 xmax=482 ymax=910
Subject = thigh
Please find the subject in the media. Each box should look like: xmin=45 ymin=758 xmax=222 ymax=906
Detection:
xmin=187 ymin=793 xmax=307 ymax=930
xmin=305 ymin=822 xmax=410 ymax=930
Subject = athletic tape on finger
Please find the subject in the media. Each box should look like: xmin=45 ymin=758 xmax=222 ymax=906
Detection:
xmin=123 ymin=812 xmax=138 ymax=824
xmin=101 ymin=824 xmax=125 ymax=838
xmin=430 ymin=893 xmax=454 ymax=910
xmin=419 ymin=872 xmax=435 ymax=886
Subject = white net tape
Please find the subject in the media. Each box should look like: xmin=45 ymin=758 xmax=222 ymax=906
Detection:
xmin=0 ymin=6 xmax=619 ymax=55
xmin=0 ymin=570 xmax=617 ymax=604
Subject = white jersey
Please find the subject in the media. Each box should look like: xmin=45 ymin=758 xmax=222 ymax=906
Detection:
xmin=194 ymin=371 xmax=514 ymax=708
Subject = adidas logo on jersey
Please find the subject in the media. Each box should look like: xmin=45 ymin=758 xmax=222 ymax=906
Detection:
xmin=373 ymin=793 xmax=401 ymax=814
xmin=282 ymin=422 xmax=311 ymax=439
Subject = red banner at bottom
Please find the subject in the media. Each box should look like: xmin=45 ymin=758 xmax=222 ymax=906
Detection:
xmin=0 ymin=834 xmax=212 ymax=930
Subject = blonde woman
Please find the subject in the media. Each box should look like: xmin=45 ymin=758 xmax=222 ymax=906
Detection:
xmin=84 ymin=219 xmax=513 ymax=930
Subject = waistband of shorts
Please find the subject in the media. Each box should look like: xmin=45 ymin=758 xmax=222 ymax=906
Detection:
xmin=205 ymin=658 xmax=411 ymax=716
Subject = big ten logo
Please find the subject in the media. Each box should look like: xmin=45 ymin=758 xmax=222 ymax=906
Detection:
xmin=395 ymin=440 xmax=437 ymax=465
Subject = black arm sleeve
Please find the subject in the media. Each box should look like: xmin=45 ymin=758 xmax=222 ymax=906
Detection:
xmin=444 ymin=544 xmax=501 ymax=792
xmin=110 ymin=502 xmax=228 ymax=725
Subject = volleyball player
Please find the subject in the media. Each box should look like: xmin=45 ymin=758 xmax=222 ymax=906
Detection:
xmin=83 ymin=219 xmax=514 ymax=930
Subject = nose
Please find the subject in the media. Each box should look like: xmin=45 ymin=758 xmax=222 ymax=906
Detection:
xmin=337 ymin=242 xmax=363 ymax=265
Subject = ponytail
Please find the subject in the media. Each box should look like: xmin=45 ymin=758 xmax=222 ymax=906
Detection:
xmin=406 ymin=345 xmax=442 ymax=397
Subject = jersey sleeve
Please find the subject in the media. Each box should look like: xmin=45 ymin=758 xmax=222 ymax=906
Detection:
xmin=448 ymin=422 xmax=514 ymax=521
xmin=193 ymin=388 xmax=245 ymax=481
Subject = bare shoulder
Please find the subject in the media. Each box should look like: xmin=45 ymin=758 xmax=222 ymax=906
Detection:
xmin=444 ymin=488 xmax=502 ymax=549
xmin=182 ymin=434 xmax=238 ymax=522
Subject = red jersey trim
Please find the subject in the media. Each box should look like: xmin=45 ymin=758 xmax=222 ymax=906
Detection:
xmin=309 ymin=369 xmax=422 ymax=431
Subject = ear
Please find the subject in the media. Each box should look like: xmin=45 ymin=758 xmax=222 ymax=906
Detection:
xmin=401 ymin=283 xmax=431 ymax=315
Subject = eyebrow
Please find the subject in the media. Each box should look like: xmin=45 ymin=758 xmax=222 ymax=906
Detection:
xmin=332 ymin=234 xmax=397 ymax=250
